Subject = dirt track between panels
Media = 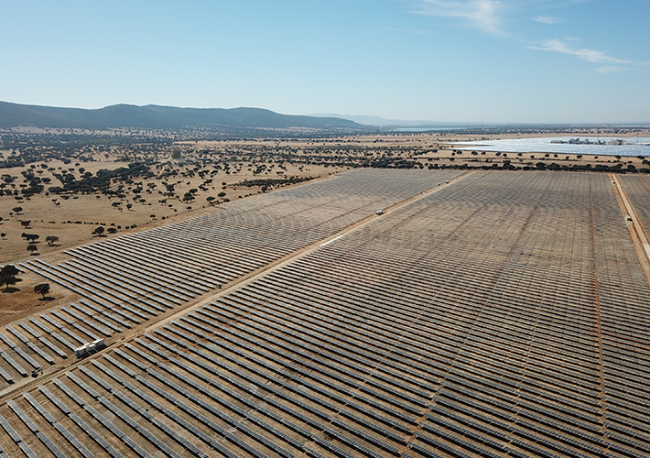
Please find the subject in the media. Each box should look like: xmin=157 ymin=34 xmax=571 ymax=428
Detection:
xmin=0 ymin=169 xmax=470 ymax=403
xmin=610 ymin=174 xmax=650 ymax=288
xmin=2 ymin=170 xmax=650 ymax=458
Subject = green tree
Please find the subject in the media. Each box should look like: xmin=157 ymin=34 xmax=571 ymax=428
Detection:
xmin=0 ymin=265 xmax=20 ymax=291
xmin=1 ymin=265 xmax=19 ymax=277
xmin=45 ymin=235 xmax=59 ymax=246
xmin=0 ymin=275 xmax=17 ymax=291
xmin=34 ymin=283 xmax=50 ymax=299
xmin=92 ymin=226 xmax=105 ymax=237
xmin=27 ymin=244 xmax=38 ymax=254
xmin=12 ymin=206 xmax=23 ymax=214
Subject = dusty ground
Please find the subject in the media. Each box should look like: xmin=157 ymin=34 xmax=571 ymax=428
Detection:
xmin=2 ymin=129 xmax=648 ymax=314
xmin=179 ymin=128 xmax=650 ymax=149
xmin=0 ymin=269 xmax=79 ymax=327
xmin=182 ymin=130 xmax=650 ymax=169
xmin=0 ymin=149 xmax=349 ymax=314
xmin=0 ymin=154 xmax=349 ymax=265
xmin=423 ymin=148 xmax=649 ymax=168
xmin=2 ymin=135 xmax=646 ymax=263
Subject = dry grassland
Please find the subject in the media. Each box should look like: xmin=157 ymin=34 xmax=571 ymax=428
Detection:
xmin=0 ymin=153 xmax=349 ymax=265
xmin=2 ymin=131 xmax=647 ymax=268
xmin=2 ymin=129 xmax=648 ymax=321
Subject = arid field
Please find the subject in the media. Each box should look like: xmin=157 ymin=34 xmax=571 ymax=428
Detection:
xmin=3 ymin=130 xmax=649 ymax=267
xmin=0 ymin=161 xmax=649 ymax=457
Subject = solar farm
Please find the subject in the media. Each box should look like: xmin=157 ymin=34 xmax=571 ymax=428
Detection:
xmin=0 ymin=169 xmax=649 ymax=458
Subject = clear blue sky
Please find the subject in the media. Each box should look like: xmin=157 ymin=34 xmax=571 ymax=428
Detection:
xmin=1 ymin=1 xmax=648 ymax=123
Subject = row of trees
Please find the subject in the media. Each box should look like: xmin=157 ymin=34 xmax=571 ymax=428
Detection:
xmin=18 ymin=233 xmax=60 ymax=255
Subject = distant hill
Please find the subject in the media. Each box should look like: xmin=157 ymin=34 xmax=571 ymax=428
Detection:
xmin=312 ymin=113 xmax=460 ymax=127
xmin=0 ymin=102 xmax=363 ymax=130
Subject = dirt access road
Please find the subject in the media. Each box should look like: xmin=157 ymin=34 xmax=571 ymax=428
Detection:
xmin=0 ymin=171 xmax=474 ymax=402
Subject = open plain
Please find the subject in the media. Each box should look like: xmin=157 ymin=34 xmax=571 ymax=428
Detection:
xmin=0 ymin=166 xmax=649 ymax=458
xmin=3 ymin=130 xmax=649 ymax=266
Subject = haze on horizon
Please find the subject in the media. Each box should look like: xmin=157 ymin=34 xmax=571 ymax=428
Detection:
xmin=1 ymin=1 xmax=648 ymax=125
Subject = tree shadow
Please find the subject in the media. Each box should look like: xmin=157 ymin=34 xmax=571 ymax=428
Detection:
xmin=2 ymin=287 xmax=20 ymax=293
xmin=39 ymin=296 xmax=55 ymax=302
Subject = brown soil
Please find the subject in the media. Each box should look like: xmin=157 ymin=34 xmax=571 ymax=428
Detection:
xmin=0 ymin=156 xmax=349 ymax=265
xmin=0 ymin=269 xmax=79 ymax=327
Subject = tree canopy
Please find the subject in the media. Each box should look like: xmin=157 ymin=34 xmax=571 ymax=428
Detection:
xmin=0 ymin=264 xmax=20 ymax=291
xmin=1 ymin=265 xmax=19 ymax=277
xmin=34 ymin=283 xmax=50 ymax=299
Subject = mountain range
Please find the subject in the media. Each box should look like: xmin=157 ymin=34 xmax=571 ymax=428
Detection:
xmin=312 ymin=113 xmax=466 ymax=127
xmin=0 ymin=102 xmax=363 ymax=130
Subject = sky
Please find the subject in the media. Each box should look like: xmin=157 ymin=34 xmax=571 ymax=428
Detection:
xmin=1 ymin=0 xmax=649 ymax=124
